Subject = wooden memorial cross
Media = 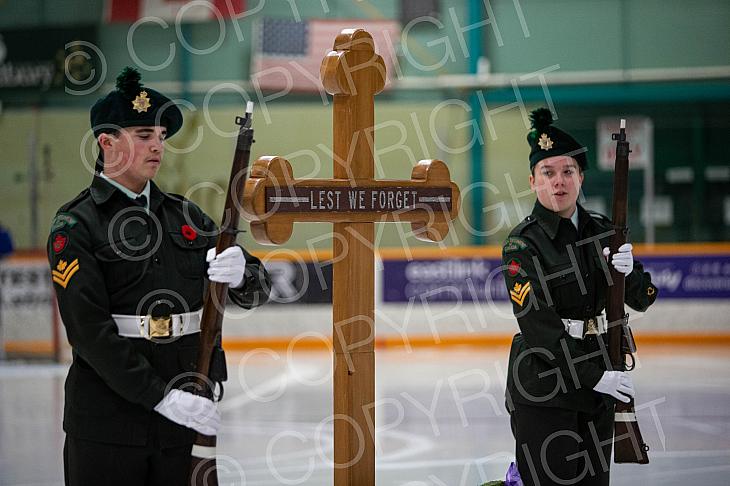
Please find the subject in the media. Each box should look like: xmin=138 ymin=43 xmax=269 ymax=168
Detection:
xmin=242 ymin=29 xmax=460 ymax=485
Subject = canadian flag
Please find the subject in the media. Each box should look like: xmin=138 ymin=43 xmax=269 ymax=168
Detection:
xmin=105 ymin=0 xmax=244 ymax=23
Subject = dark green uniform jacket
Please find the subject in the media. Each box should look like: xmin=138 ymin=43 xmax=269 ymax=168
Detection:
xmin=48 ymin=175 xmax=270 ymax=447
xmin=502 ymin=202 xmax=657 ymax=413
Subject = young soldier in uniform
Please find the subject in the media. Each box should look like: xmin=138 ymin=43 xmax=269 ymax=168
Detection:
xmin=48 ymin=67 xmax=271 ymax=486
xmin=502 ymin=108 xmax=658 ymax=485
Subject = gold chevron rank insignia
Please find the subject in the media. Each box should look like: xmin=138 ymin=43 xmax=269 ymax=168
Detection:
xmin=510 ymin=281 xmax=531 ymax=306
xmin=52 ymin=258 xmax=80 ymax=289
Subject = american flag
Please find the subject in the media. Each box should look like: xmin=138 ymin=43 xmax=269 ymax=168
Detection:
xmin=105 ymin=0 xmax=244 ymax=23
xmin=251 ymin=18 xmax=401 ymax=93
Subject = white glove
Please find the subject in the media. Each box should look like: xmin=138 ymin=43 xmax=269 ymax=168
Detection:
xmin=206 ymin=246 xmax=246 ymax=288
xmin=154 ymin=389 xmax=221 ymax=436
xmin=593 ymin=371 xmax=635 ymax=403
xmin=602 ymin=243 xmax=634 ymax=275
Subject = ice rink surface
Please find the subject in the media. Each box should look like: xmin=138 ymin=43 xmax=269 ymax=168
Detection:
xmin=1 ymin=345 xmax=729 ymax=485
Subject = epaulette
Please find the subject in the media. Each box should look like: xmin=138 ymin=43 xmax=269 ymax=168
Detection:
xmin=511 ymin=214 xmax=538 ymax=235
xmin=164 ymin=192 xmax=186 ymax=203
xmin=502 ymin=215 xmax=537 ymax=254
xmin=166 ymin=192 xmax=203 ymax=213
xmin=165 ymin=192 xmax=208 ymax=222
xmin=51 ymin=190 xmax=90 ymax=233
xmin=587 ymin=210 xmax=612 ymax=227
xmin=58 ymin=189 xmax=90 ymax=213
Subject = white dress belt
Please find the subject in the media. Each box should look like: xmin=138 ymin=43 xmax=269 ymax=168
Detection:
xmin=561 ymin=314 xmax=606 ymax=339
xmin=112 ymin=310 xmax=202 ymax=339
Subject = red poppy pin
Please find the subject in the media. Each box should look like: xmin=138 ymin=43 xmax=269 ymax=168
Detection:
xmin=507 ymin=258 xmax=521 ymax=277
xmin=53 ymin=233 xmax=68 ymax=254
xmin=181 ymin=225 xmax=197 ymax=241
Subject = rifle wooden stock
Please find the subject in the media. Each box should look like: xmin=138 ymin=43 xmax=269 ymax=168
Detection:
xmin=607 ymin=121 xmax=649 ymax=465
xmin=188 ymin=110 xmax=255 ymax=486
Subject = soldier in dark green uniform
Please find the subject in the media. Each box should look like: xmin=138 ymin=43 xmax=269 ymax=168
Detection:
xmin=48 ymin=67 xmax=270 ymax=486
xmin=502 ymin=108 xmax=658 ymax=486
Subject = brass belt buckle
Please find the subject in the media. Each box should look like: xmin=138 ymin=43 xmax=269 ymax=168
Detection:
xmin=149 ymin=315 xmax=172 ymax=338
xmin=584 ymin=317 xmax=599 ymax=336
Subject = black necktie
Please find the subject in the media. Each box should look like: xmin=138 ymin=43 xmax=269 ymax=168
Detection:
xmin=133 ymin=195 xmax=147 ymax=209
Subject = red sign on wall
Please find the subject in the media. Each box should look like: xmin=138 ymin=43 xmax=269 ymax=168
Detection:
xmin=597 ymin=116 xmax=653 ymax=170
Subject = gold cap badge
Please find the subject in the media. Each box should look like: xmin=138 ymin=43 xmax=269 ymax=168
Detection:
xmin=132 ymin=90 xmax=151 ymax=113
xmin=538 ymin=133 xmax=553 ymax=150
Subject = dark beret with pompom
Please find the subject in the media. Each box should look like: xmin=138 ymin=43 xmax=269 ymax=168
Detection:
xmin=90 ymin=66 xmax=183 ymax=139
xmin=526 ymin=107 xmax=587 ymax=171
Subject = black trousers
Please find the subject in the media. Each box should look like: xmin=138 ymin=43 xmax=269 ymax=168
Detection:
xmin=64 ymin=435 xmax=192 ymax=486
xmin=511 ymin=402 xmax=614 ymax=486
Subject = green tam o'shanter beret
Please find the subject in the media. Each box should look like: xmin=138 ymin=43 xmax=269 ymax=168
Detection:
xmin=527 ymin=108 xmax=587 ymax=171
xmin=90 ymin=67 xmax=183 ymax=139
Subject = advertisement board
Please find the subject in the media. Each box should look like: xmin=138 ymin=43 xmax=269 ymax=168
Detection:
xmin=382 ymin=254 xmax=730 ymax=302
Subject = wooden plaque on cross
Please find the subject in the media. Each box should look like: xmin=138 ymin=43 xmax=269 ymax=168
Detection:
xmin=242 ymin=29 xmax=460 ymax=485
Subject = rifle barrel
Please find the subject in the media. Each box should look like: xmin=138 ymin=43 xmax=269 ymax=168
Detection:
xmin=189 ymin=105 xmax=256 ymax=486
xmin=607 ymin=119 xmax=650 ymax=464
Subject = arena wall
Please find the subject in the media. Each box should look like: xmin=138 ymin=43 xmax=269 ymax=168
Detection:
xmin=3 ymin=243 xmax=729 ymax=359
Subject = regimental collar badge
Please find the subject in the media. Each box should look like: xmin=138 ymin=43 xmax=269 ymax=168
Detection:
xmin=132 ymin=90 xmax=151 ymax=113
xmin=538 ymin=133 xmax=553 ymax=150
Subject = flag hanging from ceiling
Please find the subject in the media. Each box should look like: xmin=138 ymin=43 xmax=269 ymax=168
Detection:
xmin=105 ymin=0 xmax=244 ymax=23
xmin=251 ymin=18 xmax=401 ymax=93
xmin=400 ymin=0 xmax=440 ymax=25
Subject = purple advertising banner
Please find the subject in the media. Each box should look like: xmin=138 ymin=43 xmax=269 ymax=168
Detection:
xmin=382 ymin=254 xmax=730 ymax=302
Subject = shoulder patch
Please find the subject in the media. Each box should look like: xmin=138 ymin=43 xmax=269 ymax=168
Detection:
xmin=506 ymin=257 xmax=522 ymax=276
xmin=503 ymin=236 xmax=528 ymax=254
xmin=52 ymin=232 xmax=69 ymax=254
xmin=51 ymin=213 xmax=78 ymax=233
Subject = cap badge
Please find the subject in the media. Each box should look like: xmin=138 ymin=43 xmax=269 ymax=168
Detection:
xmin=538 ymin=133 xmax=553 ymax=150
xmin=132 ymin=90 xmax=151 ymax=113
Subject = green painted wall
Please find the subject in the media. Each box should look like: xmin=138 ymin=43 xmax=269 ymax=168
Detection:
xmin=487 ymin=0 xmax=730 ymax=72
xmin=0 ymin=0 xmax=102 ymax=28
xmin=0 ymin=101 xmax=477 ymax=249
xmin=3 ymin=0 xmax=729 ymax=89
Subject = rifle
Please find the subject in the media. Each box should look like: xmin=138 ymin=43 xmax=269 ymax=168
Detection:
xmin=188 ymin=102 xmax=255 ymax=486
xmin=606 ymin=119 xmax=650 ymax=464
